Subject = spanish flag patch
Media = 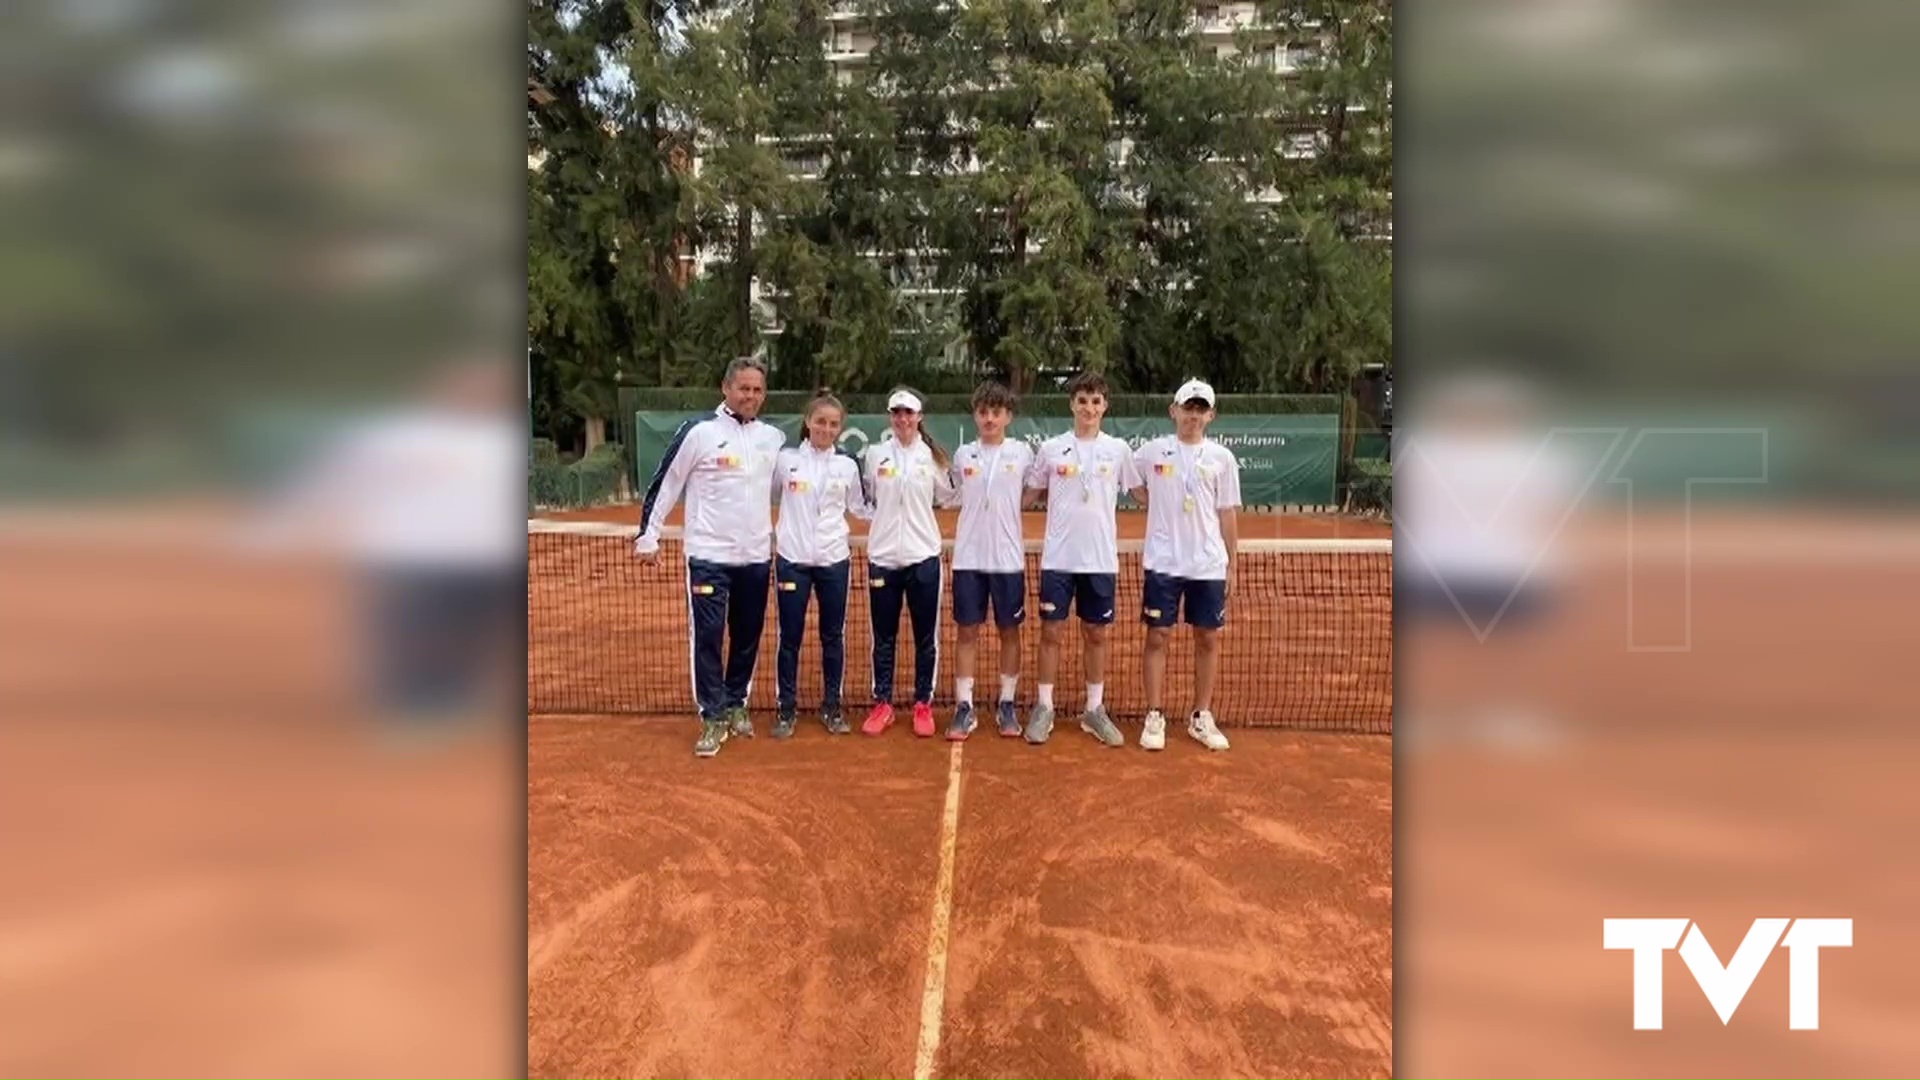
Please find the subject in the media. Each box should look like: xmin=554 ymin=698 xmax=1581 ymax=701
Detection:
xmin=877 ymin=465 xmax=898 ymax=478
xmin=715 ymin=454 xmax=740 ymax=469
xmin=1154 ymin=463 xmax=1175 ymax=476
xmin=962 ymin=465 xmax=979 ymax=478
xmin=1055 ymin=464 xmax=1079 ymax=477
xmin=787 ymin=479 xmax=810 ymax=493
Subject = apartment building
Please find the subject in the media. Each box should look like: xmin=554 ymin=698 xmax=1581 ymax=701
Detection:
xmin=706 ymin=1 xmax=1383 ymax=361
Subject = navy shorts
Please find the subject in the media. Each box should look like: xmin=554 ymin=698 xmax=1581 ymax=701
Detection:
xmin=1038 ymin=570 xmax=1116 ymax=625
xmin=952 ymin=569 xmax=1026 ymax=628
xmin=1142 ymin=570 xmax=1228 ymax=630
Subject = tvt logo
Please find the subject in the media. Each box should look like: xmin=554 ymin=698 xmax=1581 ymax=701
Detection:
xmin=1604 ymin=918 xmax=1852 ymax=1030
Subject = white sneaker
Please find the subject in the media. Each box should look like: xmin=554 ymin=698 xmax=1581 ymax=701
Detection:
xmin=1141 ymin=710 xmax=1167 ymax=751
xmin=1188 ymin=710 xmax=1230 ymax=751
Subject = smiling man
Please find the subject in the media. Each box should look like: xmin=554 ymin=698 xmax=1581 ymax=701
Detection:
xmin=634 ymin=356 xmax=787 ymax=758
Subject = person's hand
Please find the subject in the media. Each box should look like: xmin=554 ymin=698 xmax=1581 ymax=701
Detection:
xmin=633 ymin=535 xmax=661 ymax=566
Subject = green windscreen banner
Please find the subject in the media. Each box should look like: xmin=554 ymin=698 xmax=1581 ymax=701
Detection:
xmin=633 ymin=411 xmax=1339 ymax=507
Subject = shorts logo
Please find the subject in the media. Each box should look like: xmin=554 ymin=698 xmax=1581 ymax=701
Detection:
xmin=780 ymin=581 xmax=798 ymax=591
xmin=870 ymin=577 xmax=887 ymax=588
xmin=1040 ymin=601 xmax=1057 ymax=612
xmin=694 ymin=584 xmax=717 ymax=595
xmin=1146 ymin=607 xmax=1162 ymax=617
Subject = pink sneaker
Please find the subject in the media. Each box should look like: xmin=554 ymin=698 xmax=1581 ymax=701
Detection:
xmin=862 ymin=703 xmax=895 ymax=736
xmin=912 ymin=702 xmax=936 ymax=738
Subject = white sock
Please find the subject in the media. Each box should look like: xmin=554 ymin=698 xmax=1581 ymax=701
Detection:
xmin=956 ymin=677 xmax=974 ymax=705
xmin=1087 ymin=683 xmax=1105 ymax=711
xmin=1038 ymin=684 xmax=1054 ymax=709
xmin=999 ymin=675 xmax=1018 ymax=702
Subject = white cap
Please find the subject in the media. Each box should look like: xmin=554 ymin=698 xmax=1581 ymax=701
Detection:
xmin=887 ymin=389 xmax=923 ymax=412
xmin=1173 ymin=378 xmax=1215 ymax=407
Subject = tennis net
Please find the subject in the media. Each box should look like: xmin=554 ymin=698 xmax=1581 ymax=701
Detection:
xmin=528 ymin=521 xmax=1391 ymax=733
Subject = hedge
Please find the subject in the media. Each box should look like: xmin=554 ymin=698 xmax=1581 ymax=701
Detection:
xmin=529 ymin=440 xmax=627 ymax=510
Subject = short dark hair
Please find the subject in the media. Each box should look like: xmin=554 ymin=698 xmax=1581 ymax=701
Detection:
xmin=1064 ymin=371 xmax=1109 ymax=399
xmin=723 ymin=355 xmax=768 ymax=385
xmin=971 ymin=380 xmax=1017 ymax=413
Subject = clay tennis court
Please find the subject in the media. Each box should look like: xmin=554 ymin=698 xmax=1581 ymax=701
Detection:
xmin=528 ymin=720 xmax=1391 ymax=1078
xmin=527 ymin=503 xmax=1393 ymax=1078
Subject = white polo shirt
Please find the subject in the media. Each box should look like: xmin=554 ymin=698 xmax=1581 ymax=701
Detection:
xmin=774 ymin=442 xmax=868 ymax=567
xmin=1135 ymin=435 xmax=1242 ymax=580
xmin=950 ymin=438 xmax=1034 ymax=574
xmin=1025 ymin=430 xmax=1143 ymax=575
xmin=863 ymin=433 xmax=954 ymax=569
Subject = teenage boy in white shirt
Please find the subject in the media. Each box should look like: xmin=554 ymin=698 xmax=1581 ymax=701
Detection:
xmin=1133 ymin=378 xmax=1240 ymax=751
xmin=945 ymin=381 xmax=1036 ymax=739
xmin=1021 ymin=371 xmax=1146 ymax=747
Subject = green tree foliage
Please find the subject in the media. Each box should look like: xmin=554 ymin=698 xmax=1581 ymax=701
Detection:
xmin=527 ymin=0 xmax=1391 ymax=439
xmin=529 ymin=0 xmax=701 ymax=449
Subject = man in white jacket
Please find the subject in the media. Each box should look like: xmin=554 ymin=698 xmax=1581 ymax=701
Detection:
xmin=635 ymin=357 xmax=788 ymax=757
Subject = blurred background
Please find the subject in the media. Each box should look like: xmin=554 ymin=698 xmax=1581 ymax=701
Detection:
xmin=7 ymin=0 xmax=1920 ymax=1076
xmin=0 ymin=1 xmax=522 ymax=1076
xmin=1396 ymin=1 xmax=1920 ymax=1076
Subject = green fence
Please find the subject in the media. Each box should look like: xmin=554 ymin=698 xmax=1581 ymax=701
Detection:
xmin=633 ymin=411 xmax=1341 ymax=507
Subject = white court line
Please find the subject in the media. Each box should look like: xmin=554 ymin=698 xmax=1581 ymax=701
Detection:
xmin=914 ymin=741 xmax=966 ymax=1080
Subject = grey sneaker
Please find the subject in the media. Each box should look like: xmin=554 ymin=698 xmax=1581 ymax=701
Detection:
xmin=694 ymin=718 xmax=730 ymax=758
xmin=1080 ymin=705 xmax=1124 ymax=747
xmin=772 ymin=706 xmax=798 ymax=740
xmin=726 ymin=705 xmax=754 ymax=739
xmin=946 ymin=701 xmax=977 ymax=741
xmin=1023 ymin=702 xmax=1055 ymax=745
xmin=821 ymin=705 xmax=850 ymax=735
